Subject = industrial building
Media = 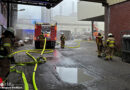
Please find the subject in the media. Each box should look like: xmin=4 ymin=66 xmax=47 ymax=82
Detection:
xmin=41 ymin=7 xmax=51 ymax=23
xmin=0 ymin=2 xmax=18 ymax=37
xmin=53 ymin=15 xmax=92 ymax=40
xmin=78 ymin=1 xmax=104 ymax=39
xmin=78 ymin=0 xmax=130 ymax=49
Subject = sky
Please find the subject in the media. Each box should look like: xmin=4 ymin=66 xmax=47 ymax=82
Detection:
xmin=52 ymin=0 xmax=78 ymax=16
xmin=18 ymin=5 xmax=41 ymax=19
xmin=18 ymin=0 xmax=78 ymax=20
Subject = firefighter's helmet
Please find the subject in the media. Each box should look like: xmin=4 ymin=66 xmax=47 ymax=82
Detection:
xmin=61 ymin=32 xmax=64 ymax=35
xmin=108 ymin=33 xmax=112 ymax=37
xmin=4 ymin=27 xmax=15 ymax=37
xmin=6 ymin=27 xmax=14 ymax=34
xmin=98 ymin=33 xmax=101 ymax=36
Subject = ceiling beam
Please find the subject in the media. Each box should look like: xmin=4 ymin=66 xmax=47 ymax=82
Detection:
xmin=80 ymin=0 xmax=106 ymax=3
xmin=1 ymin=0 xmax=63 ymax=8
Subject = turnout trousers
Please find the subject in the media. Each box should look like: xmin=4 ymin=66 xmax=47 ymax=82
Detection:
xmin=0 ymin=58 xmax=10 ymax=81
xmin=61 ymin=41 xmax=65 ymax=48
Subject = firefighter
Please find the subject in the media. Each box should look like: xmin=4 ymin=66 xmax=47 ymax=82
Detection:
xmin=96 ymin=33 xmax=103 ymax=57
xmin=0 ymin=27 xmax=15 ymax=85
xmin=105 ymin=33 xmax=115 ymax=60
xmin=38 ymin=32 xmax=45 ymax=49
xmin=60 ymin=33 xmax=66 ymax=49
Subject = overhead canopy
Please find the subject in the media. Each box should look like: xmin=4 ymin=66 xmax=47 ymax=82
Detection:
xmin=1 ymin=0 xmax=63 ymax=9
xmin=78 ymin=1 xmax=104 ymax=22
xmin=80 ymin=0 xmax=106 ymax=3
xmin=81 ymin=15 xmax=104 ymax=21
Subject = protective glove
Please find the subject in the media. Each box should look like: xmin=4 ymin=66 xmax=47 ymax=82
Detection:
xmin=0 ymin=55 xmax=4 ymax=58
xmin=8 ymin=54 xmax=13 ymax=58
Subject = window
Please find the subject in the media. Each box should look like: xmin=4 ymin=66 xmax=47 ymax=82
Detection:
xmin=42 ymin=25 xmax=51 ymax=34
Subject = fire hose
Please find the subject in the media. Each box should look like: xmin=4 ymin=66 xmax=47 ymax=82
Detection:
xmin=65 ymin=41 xmax=80 ymax=48
xmin=8 ymin=39 xmax=87 ymax=90
xmin=65 ymin=40 xmax=92 ymax=48
xmin=57 ymin=40 xmax=88 ymax=49
xmin=9 ymin=38 xmax=53 ymax=90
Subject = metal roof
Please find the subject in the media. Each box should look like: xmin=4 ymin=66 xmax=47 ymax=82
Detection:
xmin=80 ymin=0 xmax=106 ymax=3
xmin=1 ymin=0 xmax=63 ymax=9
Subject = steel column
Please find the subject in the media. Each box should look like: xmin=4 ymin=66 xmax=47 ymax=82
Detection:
xmin=7 ymin=2 xmax=10 ymax=27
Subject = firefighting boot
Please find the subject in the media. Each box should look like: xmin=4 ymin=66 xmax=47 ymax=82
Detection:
xmin=97 ymin=51 xmax=102 ymax=57
xmin=110 ymin=56 xmax=113 ymax=60
xmin=98 ymin=55 xmax=101 ymax=57
xmin=105 ymin=56 xmax=109 ymax=60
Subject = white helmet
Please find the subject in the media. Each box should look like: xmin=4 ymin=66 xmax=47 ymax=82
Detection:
xmin=108 ymin=33 xmax=112 ymax=36
xmin=61 ymin=32 xmax=64 ymax=35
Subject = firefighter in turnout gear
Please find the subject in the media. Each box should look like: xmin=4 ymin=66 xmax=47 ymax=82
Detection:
xmin=0 ymin=27 xmax=15 ymax=85
xmin=105 ymin=33 xmax=115 ymax=60
xmin=60 ymin=33 xmax=65 ymax=49
xmin=96 ymin=33 xmax=103 ymax=57
xmin=38 ymin=32 xmax=45 ymax=49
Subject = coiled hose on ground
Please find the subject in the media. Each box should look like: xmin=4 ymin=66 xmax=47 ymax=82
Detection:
xmin=9 ymin=39 xmax=88 ymax=90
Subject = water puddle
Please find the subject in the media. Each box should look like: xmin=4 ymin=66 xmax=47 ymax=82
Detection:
xmin=56 ymin=67 xmax=94 ymax=84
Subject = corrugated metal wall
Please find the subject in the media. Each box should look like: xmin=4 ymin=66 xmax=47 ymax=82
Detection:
xmin=107 ymin=0 xmax=126 ymax=5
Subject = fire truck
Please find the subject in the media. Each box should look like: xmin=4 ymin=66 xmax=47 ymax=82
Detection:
xmin=34 ymin=23 xmax=57 ymax=49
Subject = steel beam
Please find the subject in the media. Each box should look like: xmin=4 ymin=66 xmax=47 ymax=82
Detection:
xmin=80 ymin=0 xmax=106 ymax=3
xmin=7 ymin=2 xmax=10 ymax=27
xmin=1 ymin=0 xmax=62 ymax=8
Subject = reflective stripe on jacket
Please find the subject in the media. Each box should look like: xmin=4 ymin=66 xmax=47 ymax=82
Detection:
xmin=3 ymin=43 xmax=11 ymax=47
xmin=96 ymin=36 xmax=103 ymax=46
xmin=107 ymin=37 xmax=115 ymax=48
xmin=2 ymin=38 xmax=12 ymax=55
xmin=0 ymin=37 xmax=12 ymax=58
xmin=60 ymin=36 xmax=65 ymax=41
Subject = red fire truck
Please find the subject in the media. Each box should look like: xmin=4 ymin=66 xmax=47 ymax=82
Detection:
xmin=34 ymin=23 xmax=57 ymax=49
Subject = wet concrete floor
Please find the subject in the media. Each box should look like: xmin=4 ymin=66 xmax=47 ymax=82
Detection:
xmin=56 ymin=67 xmax=94 ymax=84
xmin=9 ymin=40 xmax=130 ymax=90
